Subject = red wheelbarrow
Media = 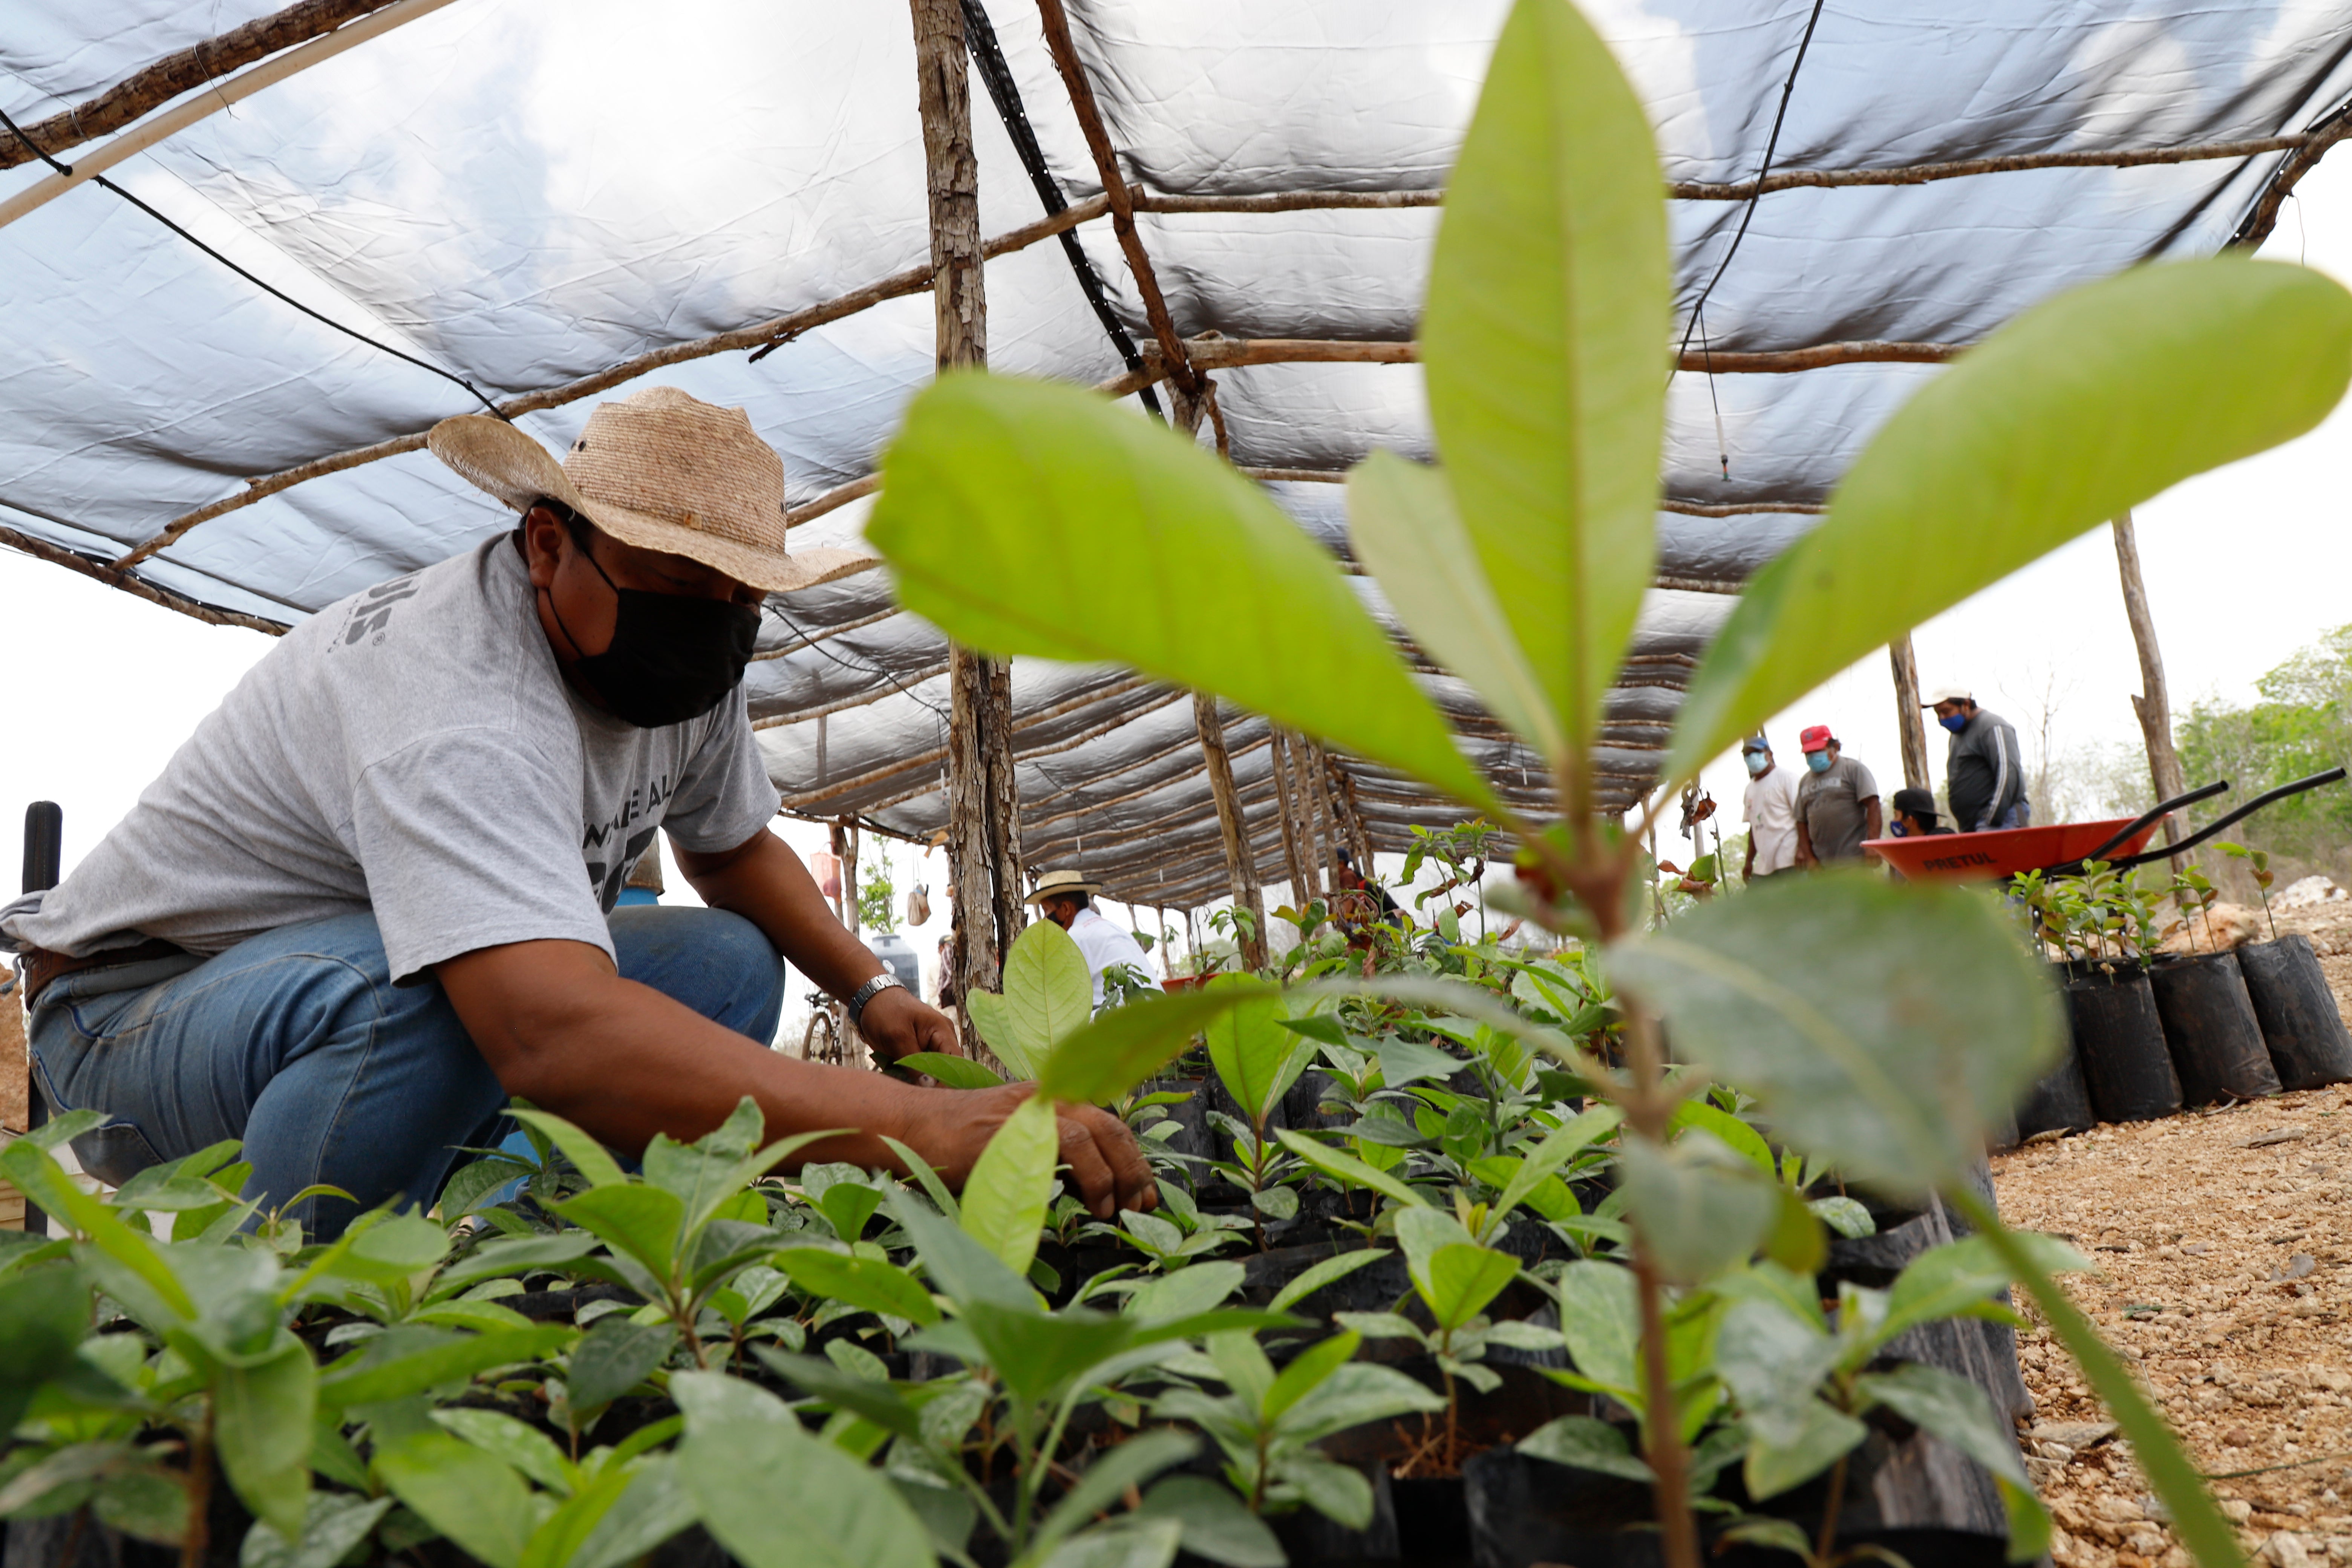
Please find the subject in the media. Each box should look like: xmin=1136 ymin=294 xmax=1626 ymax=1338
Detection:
xmin=1865 ymin=769 xmax=2346 ymax=884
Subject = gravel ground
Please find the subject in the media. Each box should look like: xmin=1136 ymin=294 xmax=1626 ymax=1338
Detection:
xmin=1993 ymin=904 xmax=2352 ymax=1568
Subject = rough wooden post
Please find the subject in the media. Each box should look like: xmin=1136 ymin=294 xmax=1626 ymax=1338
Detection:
xmin=913 ymin=0 xmax=1024 ymax=1034
xmin=1299 ymin=738 xmax=1338 ymax=892
xmin=1267 ymin=730 xmax=1311 ymax=910
xmin=1320 ymin=744 xmax=1376 ymax=871
xmin=1194 ymin=692 xmax=1268 ymax=968
xmin=1888 ymin=634 xmax=1934 ymax=794
xmin=2113 ymin=512 xmax=2190 ymax=866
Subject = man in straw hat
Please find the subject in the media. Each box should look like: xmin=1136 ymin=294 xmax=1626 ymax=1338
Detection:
xmin=1 ymin=387 xmax=1153 ymax=1236
xmin=1026 ymin=869 xmax=1162 ymax=1009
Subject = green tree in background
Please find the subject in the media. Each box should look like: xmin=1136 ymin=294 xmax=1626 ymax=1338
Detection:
xmin=2177 ymin=623 xmax=2352 ymax=868
xmin=857 ymin=854 xmax=897 ymax=933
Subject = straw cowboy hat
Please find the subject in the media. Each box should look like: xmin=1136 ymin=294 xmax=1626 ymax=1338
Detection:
xmin=427 ymin=386 xmax=873 ymax=594
xmin=1023 ymin=869 xmax=1104 ymax=904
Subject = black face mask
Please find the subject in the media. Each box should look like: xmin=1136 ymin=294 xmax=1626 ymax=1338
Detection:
xmin=547 ymin=542 xmax=760 ymax=728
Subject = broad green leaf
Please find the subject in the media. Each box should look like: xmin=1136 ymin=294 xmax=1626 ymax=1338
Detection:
xmin=516 ymin=1465 xmax=632 ymax=1568
xmin=1205 ymin=982 xmax=1315 ymax=1124
xmin=208 ymin=1334 xmax=315 ymax=1540
xmin=753 ymin=1349 xmax=923 ymax=1440
xmin=668 ymin=1368 xmax=794 ymax=1429
xmin=896 ymin=1052 xmax=1004 ymax=1090
xmin=1744 ymin=1398 xmax=1868 ymax=1501
xmin=1137 ymin=1475 xmax=1287 ymax=1568
xmin=1857 ymin=1363 xmax=2052 ymax=1564
xmin=567 ymin=1317 xmax=675 ymax=1411
xmin=1515 ymin=1414 xmax=1655 ymax=1482
xmin=868 ymin=372 xmax=1500 ymax=812
xmin=375 ymin=1432 xmax=546 ymax=1568
xmin=1038 ymin=1517 xmax=1185 ymax=1568
xmin=773 ymin=1248 xmax=942 ymax=1326
xmin=431 ymin=1408 xmax=577 ymax=1494
xmin=1263 ymin=1329 xmax=1361 ymax=1422
xmin=952 ymin=1302 xmax=1136 ymax=1407
xmin=558 ymin=1184 xmax=687 ymax=1278
xmin=965 ymin=990 xmax=1036 ymax=1080
xmin=509 ymin=1110 xmax=628 ymax=1190
xmin=1810 ymin=1196 xmax=1874 ymax=1239
xmin=1617 ymin=1133 xmax=1778 ymax=1285
xmin=565 ymin=1458 xmax=699 ymax=1568
xmin=430 ymin=1231 xmax=602 ymax=1296
xmin=318 ymin=1325 xmax=575 ymax=1407
xmin=1267 ymin=1249 xmax=1391 ymax=1314
xmin=1421 ymin=1244 xmax=1520 ymax=1333
xmin=1034 ymin=1430 xmax=1199 ymax=1560
xmin=1607 ymin=874 xmax=2063 ymax=1198
xmin=1278 ymin=1454 xmax=1374 ymax=1531
xmin=1668 ymin=256 xmax=2352 ymax=777
xmin=885 ymin=1191 xmax=1035 ymax=1312
xmin=0 ymin=1266 xmax=94 ymax=1436
xmin=1713 ymin=1298 xmax=1842 ymax=1446
xmin=1419 ymin=0 xmax=1667 ymax=761
xmin=1278 ymin=1362 xmax=1447 ymax=1445
xmin=1002 ymin=918 xmax=1096 ymax=1068
xmin=1375 ymin=1035 xmax=1464 ymax=1090
xmin=1877 ymin=1233 xmax=2079 ymax=1348
xmin=319 ymin=1213 xmax=450 ymax=1286
xmin=239 ymin=1491 xmax=392 ymax=1568
xmin=1488 ymin=1104 xmax=1621 ymax=1233
xmin=1348 ymin=452 xmax=1564 ymax=763
xmin=1666 ymin=1100 xmax=1775 ymax=1176
xmin=959 ymin=1095 xmax=1059 ymax=1280
xmin=680 ymin=1417 xmax=933 ymax=1568
xmin=1039 ymin=985 xmax=1277 ymax=1106
xmin=1553 ymin=1259 xmax=1640 ymax=1395
xmin=1130 ymin=1260 xmax=1245 ymax=1320
xmin=1272 ymin=1128 xmax=1431 ymax=1210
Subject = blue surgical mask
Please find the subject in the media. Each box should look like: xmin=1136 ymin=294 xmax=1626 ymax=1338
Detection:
xmin=1806 ymin=752 xmax=1832 ymax=774
xmin=1890 ymin=821 xmax=1909 ymax=837
xmin=1743 ymin=752 xmax=1769 ymax=776
xmin=1939 ymin=712 xmax=1968 ymax=734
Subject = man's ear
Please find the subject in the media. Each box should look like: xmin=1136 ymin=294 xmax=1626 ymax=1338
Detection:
xmin=519 ymin=504 xmax=570 ymax=588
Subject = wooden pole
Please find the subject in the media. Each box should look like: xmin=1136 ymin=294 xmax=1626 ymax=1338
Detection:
xmin=1267 ymin=730 xmax=1311 ymax=910
xmin=1299 ymin=740 xmax=1338 ymax=894
xmin=1194 ymin=693 xmax=1268 ymax=968
xmin=2112 ymin=512 xmax=2190 ymax=866
xmin=913 ymin=0 xmax=1024 ymax=1036
xmin=1889 ymin=635 xmax=1934 ymax=794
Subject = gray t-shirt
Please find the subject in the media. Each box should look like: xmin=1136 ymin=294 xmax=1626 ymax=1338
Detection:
xmin=1 ymin=536 xmax=779 ymax=984
xmin=1796 ymin=754 xmax=1880 ymax=863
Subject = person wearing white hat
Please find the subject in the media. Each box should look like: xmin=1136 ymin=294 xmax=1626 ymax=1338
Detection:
xmin=1 ymin=387 xmax=1153 ymax=1236
xmin=1026 ymin=870 xmax=1163 ymax=1009
xmin=1923 ymin=684 xmax=2029 ymax=832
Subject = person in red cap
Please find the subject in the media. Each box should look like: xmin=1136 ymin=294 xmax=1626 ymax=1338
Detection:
xmin=1793 ymin=726 xmax=1882 ymax=866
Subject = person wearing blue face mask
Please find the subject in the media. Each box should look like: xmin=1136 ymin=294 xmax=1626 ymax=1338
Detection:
xmin=1740 ymin=735 xmax=1803 ymax=881
xmin=1924 ymin=684 xmax=2028 ymax=832
xmin=1792 ymin=726 xmax=1882 ymax=866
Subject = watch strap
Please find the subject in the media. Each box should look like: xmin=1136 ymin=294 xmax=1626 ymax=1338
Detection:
xmin=847 ymin=972 xmax=904 ymax=1027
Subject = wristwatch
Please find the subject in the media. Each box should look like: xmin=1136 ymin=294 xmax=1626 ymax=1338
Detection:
xmin=847 ymin=972 xmax=904 ymax=1028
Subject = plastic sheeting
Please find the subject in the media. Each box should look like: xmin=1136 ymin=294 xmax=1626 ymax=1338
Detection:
xmin=5 ymin=2 xmax=2350 ymax=903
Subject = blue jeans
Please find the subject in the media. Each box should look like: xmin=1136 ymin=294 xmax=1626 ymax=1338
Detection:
xmin=27 ymin=908 xmax=785 ymax=1237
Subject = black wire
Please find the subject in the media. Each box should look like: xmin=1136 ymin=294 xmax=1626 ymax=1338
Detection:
xmin=1672 ymin=0 xmax=1830 ymax=371
xmin=761 ymin=601 xmax=953 ymax=723
xmin=960 ymin=0 xmax=1165 ymax=419
xmin=0 ymin=103 xmax=505 ymax=417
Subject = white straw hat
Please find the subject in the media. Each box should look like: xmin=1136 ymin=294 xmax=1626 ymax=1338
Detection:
xmin=427 ymin=387 xmax=873 ymax=594
xmin=1023 ymin=868 xmax=1105 ymax=903
xmin=1921 ymin=684 xmax=1974 ymax=707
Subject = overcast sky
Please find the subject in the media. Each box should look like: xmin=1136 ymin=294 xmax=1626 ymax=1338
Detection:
xmin=8 ymin=158 xmax=2350 ymax=980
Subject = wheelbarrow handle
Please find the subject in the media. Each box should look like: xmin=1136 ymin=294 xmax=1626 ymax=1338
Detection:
xmin=2078 ymin=779 xmax=2231 ymax=865
xmin=2110 ymin=766 xmax=2350 ymax=870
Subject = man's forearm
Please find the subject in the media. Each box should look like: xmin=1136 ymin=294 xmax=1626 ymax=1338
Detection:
xmin=479 ymin=966 xmax=922 ymax=1162
xmin=678 ymin=830 xmax=881 ymax=999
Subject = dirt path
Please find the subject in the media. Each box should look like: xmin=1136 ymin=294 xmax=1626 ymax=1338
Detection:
xmin=1992 ymin=900 xmax=2352 ymax=1568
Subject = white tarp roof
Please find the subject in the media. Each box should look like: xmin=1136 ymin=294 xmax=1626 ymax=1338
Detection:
xmin=6 ymin=1 xmax=2349 ymax=906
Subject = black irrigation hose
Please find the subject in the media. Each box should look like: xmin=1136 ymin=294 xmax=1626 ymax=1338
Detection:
xmin=0 ymin=104 xmax=505 ymax=418
xmin=960 ymin=0 xmax=1165 ymax=418
xmin=1671 ymin=0 xmax=1829 ymax=371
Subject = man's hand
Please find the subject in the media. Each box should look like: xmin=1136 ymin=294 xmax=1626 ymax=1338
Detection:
xmin=902 ymin=1084 xmax=1156 ymax=1219
xmin=859 ymin=985 xmax=959 ymax=1064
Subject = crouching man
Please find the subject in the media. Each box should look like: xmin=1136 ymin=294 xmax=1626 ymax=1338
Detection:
xmin=0 ymin=388 xmax=1152 ymax=1236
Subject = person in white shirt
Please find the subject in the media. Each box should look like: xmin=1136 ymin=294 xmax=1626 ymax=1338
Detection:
xmin=1741 ymin=733 xmax=1804 ymax=880
xmin=1027 ymin=870 xmax=1164 ymax=1009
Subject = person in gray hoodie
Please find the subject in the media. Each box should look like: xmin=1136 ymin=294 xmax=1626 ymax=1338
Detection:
xmin=1925 ymin=684 xmax=2028 ymax=831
